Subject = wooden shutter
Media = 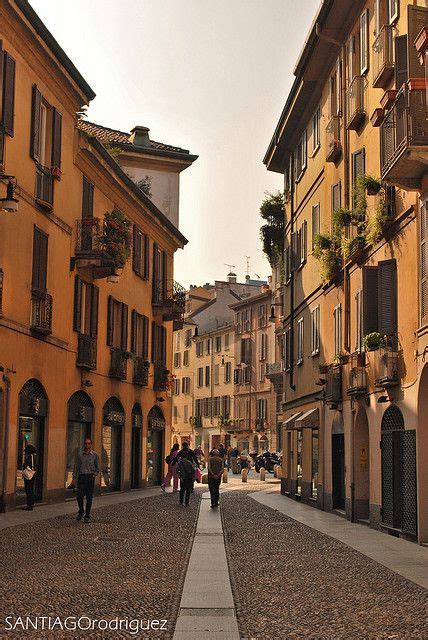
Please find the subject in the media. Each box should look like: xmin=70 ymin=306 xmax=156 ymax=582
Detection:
xmin=407 ymin=6 xmax=428 ymax=79
xmin=132 ymin=226 xmax=141 ymax=274
xmin=420 ymin=203 xmax=428 ymax=327
xmin=144 ymin=235 xmax=150 ymax=279
xmin=32 ymin=227 xmax=48 ymax=292
xmin=151 ymin=321 xmax=156 ymax=362
xmin=130 ymin=310 xmax=137 ymax=354
xmin=162 ymin=250 xmax=168 ymax=295
xmin=378 ymin=259 xmax=397 ymax=336
xmin=143 ymin=315 xmax=149 ymax=359
xmin=73 ymin=276 xmax=83 ymax=332
xmin=90 ymin=284 xmax=99 ymax=337
xmin=30 ymin=85 xmax=42 ymax=161
xmin=82 ymin=177 xmax=94 ymax=218
xmin=107 ymin=296 xmax=114 ymax=346
xmin=363 ymin=266 xmax=379 ymax=335
xmin=121 ymin=303 xmax=128 ymax=350
xmin=161 ymin=326 xmax=167 ymax=365
xmin=1 ymin=51 xmax=15 ymax=137
xmin=291 ymin=231 xmax=298 ymax=271
xmin=394 ymin=36 xmax=408 ymax=90
xmin=332 ymin=181 xmax=341 ymax=214
xmin=51 ymin=108 xmax=62 ymax=169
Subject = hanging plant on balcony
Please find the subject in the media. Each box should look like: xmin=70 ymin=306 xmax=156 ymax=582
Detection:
xmin=358 ymin=175 xmax=382 ymax=196
xmin=366 ymin=197 xmax=389 ymax=247
xmin=332 ymin=207 xmax=352 ymax=231
xmin=313 ymin=233 xmax=341 ymax=282
xmin=364 ymin=332 xmax=385 ymax=351
xmin=101 ymin=208 xmax=131 ymax=268
xmin=259 ymin=191 xmax=286 ymax=268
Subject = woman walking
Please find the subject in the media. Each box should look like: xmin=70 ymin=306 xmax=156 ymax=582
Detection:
xmin=22 ymin=444 xmax=37 ymax=511
xmin=161 ymin=443 xmax=180 ymax=492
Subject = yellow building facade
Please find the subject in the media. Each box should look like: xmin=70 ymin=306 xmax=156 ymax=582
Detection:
xmin=265 ymin=0 xmax=427 ymax=542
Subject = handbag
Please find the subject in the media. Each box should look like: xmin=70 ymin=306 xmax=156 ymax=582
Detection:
xmin=22 ymin=454 xmax=36 ymax=481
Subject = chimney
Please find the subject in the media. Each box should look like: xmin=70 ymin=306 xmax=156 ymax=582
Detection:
xmin=227 ymin=272 xmax=237 ymax=284
xmin=129 ymin=126 xmax=150 ymax=147
xmin=261 ymin=284 xmax=270 ymax=293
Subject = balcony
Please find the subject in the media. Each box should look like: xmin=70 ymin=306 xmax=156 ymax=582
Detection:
xmin=255 ymin=418 xmax=266 ymax=432
xmin=374 ymin=344 xmax=400 ymax=388
xmin=325 ymin=364 xmax=342 ymax=405
xmin=381 ymin=84 xmax=428 ymax=190
xmin=35 ymin=164 xmax=54 ymax=209
xmin=30 ymin=290 xmax=52 ymax=335
xmin=372 ymin=26 xmax=394 ymax=89
xmin=265 ymin=361 xmax=283 ymax=381
xmin=326 ymin=116 xmax=342 ymax=162
xmin=109 ymin=348 xmax=128 ymax=380
xmin=346 ymin=76 xmax=365 ymax=130
xmin=154 ymin=363 xmax=170 ymax=391
xmin=76 ymin=333 xmax=97 ymax=370
xmin=133 ymin=356 xmax=149 ymax=386
xmin=347 ymin=353 xmax=367 ymax=397
xmin=74 ymin=218 xmax=115 ymax=277
xmin=152 ymin=279 xmax=186 ymax=328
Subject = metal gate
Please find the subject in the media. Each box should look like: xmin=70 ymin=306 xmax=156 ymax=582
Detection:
xmin=381 ymin=406 xmax=417 ymax=537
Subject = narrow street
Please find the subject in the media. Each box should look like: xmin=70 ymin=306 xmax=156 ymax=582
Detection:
xmin=1 ymin=475 xmax=427 ymax=639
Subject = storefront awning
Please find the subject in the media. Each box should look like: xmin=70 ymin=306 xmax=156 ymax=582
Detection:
xmin=282 ymin=412 xmax=302 ymax=430
xmin=295 ymin=408 xmax=319 ymax=430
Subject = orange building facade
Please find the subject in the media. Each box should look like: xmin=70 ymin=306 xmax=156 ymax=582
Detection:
xmin=0 ymin=0 xmax=196 ymax=510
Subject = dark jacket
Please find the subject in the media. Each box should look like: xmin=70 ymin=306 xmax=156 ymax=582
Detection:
xmin=176 ymin=458 xmax=195 ymax=483
xmin=23 ymin=447 xmax=37 ymax=472
xmin=172 ymin=448 xmax=199 ymax=466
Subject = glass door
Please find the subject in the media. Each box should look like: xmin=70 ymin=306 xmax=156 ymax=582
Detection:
xmin=66 ymin=421 xmax=91 ymax=491
xmin=101 ymin=425 xmax=122 ymax=491
xmin=16 ymin=416 xmax=44 ymax=502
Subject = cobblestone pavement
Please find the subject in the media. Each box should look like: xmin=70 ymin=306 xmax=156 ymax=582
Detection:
xmin=221 ymin=490 xmax=428 ymax=640
xmin=0 ymin=492 xmax=201 ymax=639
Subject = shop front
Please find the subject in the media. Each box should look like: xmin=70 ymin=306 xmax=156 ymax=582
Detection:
xmin=101 ymin=397 xmax=124 ymax=492
xmin=131 ymin=403 xmax=143 ymax=489
xmin=66 ymin=391 xmax=93 ymax=496
xmin=146 ymin=406 xmax=165 ymax=486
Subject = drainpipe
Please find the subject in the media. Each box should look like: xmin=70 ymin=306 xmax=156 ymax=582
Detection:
xmin=342 ymin=43 xmax=351 ymax=353
xmin=289 ymin=153 xmax=296 ymax=392
xmin=350 ymin=404 xmax=356 ymax=522
xmin=1 ymin=373 xmax=11 ymax=512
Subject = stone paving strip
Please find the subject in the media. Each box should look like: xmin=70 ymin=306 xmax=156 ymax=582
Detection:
xmin=0 ymin=492 xmax=201 ymax=639
xmin=221 ymin=490 xmax=428 ymax=640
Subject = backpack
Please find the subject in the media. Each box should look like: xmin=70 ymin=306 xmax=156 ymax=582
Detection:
xmin=178 ymin=458 xmax=195 ymax=482
xmin=165 ymin=454 xmax=171 ymax=464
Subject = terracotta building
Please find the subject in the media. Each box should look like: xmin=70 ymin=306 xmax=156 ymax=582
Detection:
xmin=0 ymin=0 xmax=196 ymax=510
xmin=265 ymin=0 xmax=427 ymax=542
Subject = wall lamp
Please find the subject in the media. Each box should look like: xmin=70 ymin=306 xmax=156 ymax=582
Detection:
xmin=0 ymin=176 xmax=18 ymax=213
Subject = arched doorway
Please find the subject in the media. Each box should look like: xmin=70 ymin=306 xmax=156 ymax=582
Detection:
xmin=146 ymin=406 xmax=165 ymax=486
xmin=101 ymin=397 xmax=124 ymax=492
xmin=417 ymin=364 xmax=428 ymax=542
xmin=381 ymin=405 xmax=417 ymax=536
xmin=354 ymin=408 xmax=369 ymax=520
xmin=332 ymin=413 xmax=345 ymax=510
xmin=131 ymin=403 xmax=142 ymax=489
xmin=66 ymin=391 xmax=93 ymax=494
xmin=17 ymin=379 xmax=48 ymax=504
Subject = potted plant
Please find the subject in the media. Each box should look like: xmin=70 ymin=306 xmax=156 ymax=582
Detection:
xmin=364 ymin=332 xmax=384 ymax=351
xmin=333 ymin=207 xmax=352 ymax=229
xmin=359 ymin=175 xmax=382 ymax=196
xmin=313 ymin=233 xmax=332 ymax=256
xmin=100 ymin=208 xmax=132 ymax=270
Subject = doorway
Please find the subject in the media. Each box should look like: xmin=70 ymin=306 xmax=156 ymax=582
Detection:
xmin=146 ymin=406 xmax=165 ymax=486
xmin=332 ymin=434 xmax=345 ymax=510
xmin=101 ymin=397 xmax=124 ymax=492
xmin=131 ymin=404 xmax=142 ymax=489
xmin=16 ymin=380 xmax=48 ymax=504
xmin=354 ymin=409 xmax=369 ymax=520
xmin=66 ymin=391 xmax=93 ymax=494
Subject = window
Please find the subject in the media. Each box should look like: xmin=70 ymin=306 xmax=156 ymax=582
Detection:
xmin=224 ymin=333 xmax=230 ymax=350
xmin=243 ymin=365 xmax=251 ymax=384
xmin=243 ymin=309 xmax=252 ymax=332
xmin=221 ymin=395 xmax=231 ymax=417
xmin=259 ymin=333 xmax=268 ymax=361
xmin=347 ymin=35 xmax=356 ymax=85
xmin=295 ymin=130 xmax=307 ymax=180
xmin=184 ymin=329 xmax=192 ymax=348
xmin=215 ymin=336 xmax=221 ymax=352
xmin=334 ymin=304 xmax=342 ymax=356
xmin=173 ymin=352 xmax=181 ymax=368
xmin=30 ymin=85 xmax=62 ymax=171
xmin=257 ymin=398 xmax=268 ymax=420
xmin=241 ymin=338 xmax=252 ymax=365
xmin=311 ymin=107 xmax=321 ymax=154
xmin=284 ymin=242 xmax=291 ymax=284
xmin=311 ymin=430 xmax=319 ymax=499
xmin=182 ymin=377 xmax=191 ymax=394
xmin=130 ymin=310 xmax=149 ymax=359
xmin=132 ymin=226 xmax=150 ymax=279
xmin=32 ymin=227 xmax=48 ymax=293
xmin=235 ymin=312 xmax=242 ymax=334
xmin=360 ymin=9 xmax=369 ymax=75
xmin=195 ymin=399 xmax=202 ymax=417
xmin=0 ymin=49 xmax=16 ymax=137
xmin=197 ymin=367 xmax=203 ymax=387
xmin=173 ymin=379 xmax=180 ymax=396
xmin=205 ymin=365 xmax=210 ymax=386
xmin=299 ymin=221 xmax=307 ymax=266
xmin=184 ymin=405 xmax=189 ymax=423
xmin=331 ymin=182 xmax=341 ymax=226
xmin=387 ymin=0 xmax=399 ymax=24
xmin=73 ymin=276 xmax=99 ymax=338
xmin=151 ymin=323 xmax=166 ymax=365
xmin=152 ymin=243 xmax=167 ymax=303
xmin=214 ymin=364 xmax=220 ymax=385
xmin=224 ymin=361 xmax=232 ymax=383
xmin=329 ymin=58 xmax=341 ymax=118
xmin=352 ymin=149 xmax=366 ymax=212
xmin=107 ymin=297 xmax=128 ymax=351
xmin=311 ymin=306 xmax=320 ymax=356
xmin=259 ymin=363 xmax=266 ymax=383
xmin=183 ymin=350 xmax=189 ymax=366
xmin=421 ymin=198 xmax=428 ymax=327
xmin=173 ymin=406 xmax=178 ymax=424
xmin=312 ymin=204 xmax=320 ymax=250
xmin=297 ymin=318 xmax=304 ymax=365
xmin=175 ymin=331 xmax=180 ymax=352
xmin=258 ymin=304 xmax=267 ymax=328
xmin=355 ymin=290 xmax=363 ymax=352
xmin=234 ymin=368 xmax=242 ymax=385
xmin=196 ymin=341 xmax=203 ymax=357
xmin=206 ymin=339 xmax=211 ymax=355
xmin=284 ymin=327 xmax=291 ymax=371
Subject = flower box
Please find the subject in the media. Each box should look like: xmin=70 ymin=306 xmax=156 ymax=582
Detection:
xmin=380 ymin=90 xmax=397 ymax=111
xmin=408 ymin=78 xmax=426 ymax=91
xmin=370 ymin=108 xmax=385 ymax=128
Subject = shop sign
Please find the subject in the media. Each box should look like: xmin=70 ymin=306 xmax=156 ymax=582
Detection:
xmin=104 ymin=410 xmax=125 ymax=426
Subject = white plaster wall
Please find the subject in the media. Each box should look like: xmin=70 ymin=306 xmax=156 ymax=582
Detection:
xmin=122 ymin=164 xmax=180 ymax=228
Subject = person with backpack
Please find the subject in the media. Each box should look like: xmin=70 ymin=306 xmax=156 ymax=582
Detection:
xmin=161 ymin=442 xmax=180 ymax=492
xmin=208 ymin=448 xmax=224 ymax=509
xmin=176 ymin=450 xmax=195 ymax=506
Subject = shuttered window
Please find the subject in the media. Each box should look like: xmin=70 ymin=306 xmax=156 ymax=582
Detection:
xmin=73 ymin=276 xmax=99 ymax=337
xmin=82 ymin=177 xmax=94 ymax=218
xmin=355 ymin=290 xmax=363 ymax=352
xmin=197 ymin=367 xmax=203 ymax=387
xmin=334 ymin=304 xmax=342 ymax=356
xmin=107 ymin=297 xmax=128 ymax=350
xmin=352 ymin=149 xmax=366 ymax=212
xmin=312 ymin=204 xmax=320 ymax=250
xmin=205 ymin=365 xmax=210 ymax=387
xmin=363 ymin=266 xmax=379 ymax=337
xmin=387 ymin=0 xmax=399 ymax=24
xmin=311 ymin=306 xmax=320 ymax=355
xmin=421 ymin=200 xmax=428 ymax=327
xmin=32 ymin=227 xmax=48 ymax=292
xmin=300 ymin=221 xmax=307 ymax=266
xmin=297 ymin=317 xmax=304 ymax=365
xmin=131 ymin=310 xmax=149 ymax=358
xmin=284 ymin=327 xmax=291 ymax=371
xmin=0 ymin=50 xmax=16 ymax=137
xmin=30 ymin=85 xmax=42 ymax=162
xmin=133 ymin=225 xmax=150 ymax=279
xmin=394 ymin=36 xmax=408 ymax=91
xmin=224 ymin=361 xmax=232 ymax=383
xmin=407 ymin=6 xmax=428 ymax=80
xmin=51 ymin=108 xmax=62 ymax=169
xmin=30 ymin=85 xmax=61 ymax=168
xmin=378 ymin=259 xmax=397 ymax=337
xmin=360 ymin=9 xmax=369 ymax=75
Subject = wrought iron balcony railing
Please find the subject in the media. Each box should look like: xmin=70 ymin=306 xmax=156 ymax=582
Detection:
xmin=325 ymin=364 xmax=342 ymax=404
xmin=255 ymin=418 xmax=266 ymax=432
xmin=76 ymin=333 xmax=97 ymax=370
xmin=133 ymin=357 xmax=149 ymax=386
xmin=152 ymin=279 xmax=186 ymax=323
xmin=326 ymin=116 xmax=342 ymax=162
xmin=346 ymin=76 xmax=365 ymax=130
xmin=109 ymin=348 xmax=128 ymax=380
xmin=265 ymin=361 xmax=283 ymax=380
xmin=154 ymin=363 xmax=170 ymax=391
xmin=372 ymin=25 xmax=394 ymax=88
xmin=35 ymin=164 xmax=54 ymax=208
xmin=381 ymin=85 xmax=428 ymax=189
xmin=30 ymin=290 xmax=53 ymax=335
xmin=347 ymin=352 xmax=367 ymax=397
xmin=374 ymin=343 xmax=400 ymax=388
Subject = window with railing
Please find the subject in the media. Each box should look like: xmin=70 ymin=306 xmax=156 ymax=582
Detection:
xmin=346 ymin=76 xmax=365 ymax=130
xmin=373 ymin=25 xmax=394 ymax=88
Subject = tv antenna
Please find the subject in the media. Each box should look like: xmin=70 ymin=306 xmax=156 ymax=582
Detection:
xmin=224 ymin=263 xmax=236 ymax=273
xmin=245 ymin=256 xmax=251 ymax=277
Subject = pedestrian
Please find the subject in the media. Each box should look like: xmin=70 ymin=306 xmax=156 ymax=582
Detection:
xmin=194 ymin=445 xmax=205 ymax=467
xmin=73 ymin=437 xmax=100 ymax=523
xmin=172 ymin=441 xmax=199 ymax=467
xmin=208 ymin=449 xmax=224 ymax=509
xmin=176 ymin=450 xmax=195 ymax=506
xmin=21 ymin=444 xmax=37 ymax=511
xmin=161 ymin=443 xmax=180 ymax=492
xmin=218 ymin=443 xmax=227 ymax=464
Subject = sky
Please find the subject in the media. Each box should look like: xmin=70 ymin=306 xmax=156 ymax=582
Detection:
xmin=31 ymin=0 xmax=320 ymax=288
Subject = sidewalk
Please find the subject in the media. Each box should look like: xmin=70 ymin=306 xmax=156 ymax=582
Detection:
xmin=173 ymin=491 xmax=240 ymax=640
xmin=0 ymin=486 xmax=162 ymax=531
xmin=251 ymin=489 xmax=428 ymax=590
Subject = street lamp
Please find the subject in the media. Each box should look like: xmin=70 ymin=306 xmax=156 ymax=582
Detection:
xmin=0 ymin=176 xmax=18 ymax=213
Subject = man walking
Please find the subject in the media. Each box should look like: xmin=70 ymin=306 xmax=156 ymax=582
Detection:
xmin=208 ymin=449 xmax=224 ymax=509
xmin=73 ymin=437 xmax=100 ymax=523
xmin=176 ymin=450 xmax=195 ymax=506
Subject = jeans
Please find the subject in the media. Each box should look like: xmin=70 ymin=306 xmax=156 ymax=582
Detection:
xmin=77 ymin=474 xmax=95 ymax=517
xmin=179 ymin=479 xmax=193 ymax=505
xmin=208 ymin=476 xmax=221 ymax=507
xmin=24 ymin=477 xmax=35 ymax=507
